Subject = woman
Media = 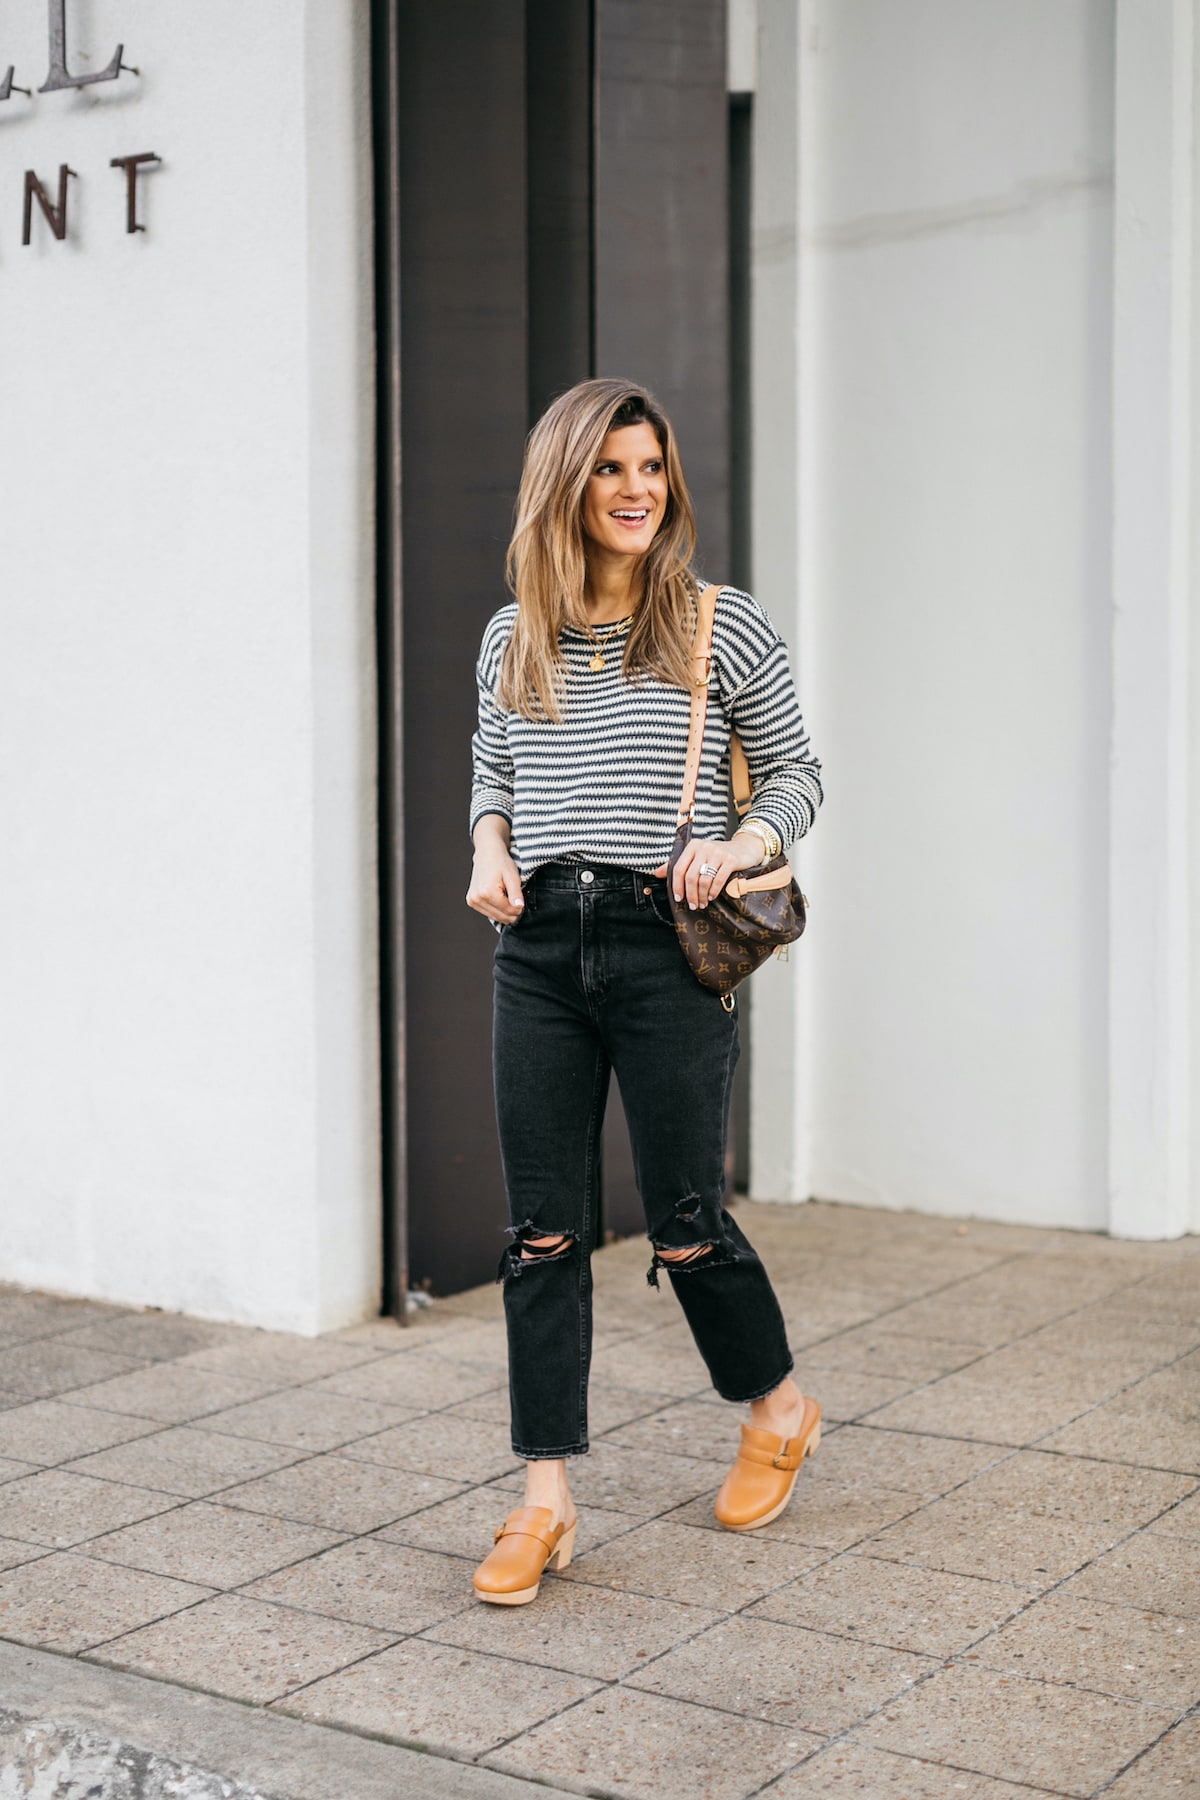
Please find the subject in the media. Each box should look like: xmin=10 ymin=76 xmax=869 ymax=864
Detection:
xmin=466 ymin=378 xmax=823 ymax=1606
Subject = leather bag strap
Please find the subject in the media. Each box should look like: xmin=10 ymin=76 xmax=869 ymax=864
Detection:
xmin=676 ymin=584 xmax=754 ymax=825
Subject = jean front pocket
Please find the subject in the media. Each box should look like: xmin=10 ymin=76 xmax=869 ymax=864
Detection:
xmin=642 ymin=881 xmax=677 ymax=929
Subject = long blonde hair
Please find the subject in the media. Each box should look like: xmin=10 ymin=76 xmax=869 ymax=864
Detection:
xmin=498 ymin=378 xmax=698 ymax=721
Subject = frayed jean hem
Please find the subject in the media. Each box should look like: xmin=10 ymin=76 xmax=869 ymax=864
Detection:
xmin=713 ymin=1354 xmax=795 ymax=1406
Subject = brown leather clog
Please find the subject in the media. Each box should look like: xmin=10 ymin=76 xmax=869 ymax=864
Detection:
xmin=714 ymin=1397 xmax=822 ymax=1531
xmin=472 ymin=1505 xmax=577 ymax=1605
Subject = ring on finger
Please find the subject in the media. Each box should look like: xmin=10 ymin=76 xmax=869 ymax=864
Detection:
xmin=699 ymin=861 xmax=719 ymax=877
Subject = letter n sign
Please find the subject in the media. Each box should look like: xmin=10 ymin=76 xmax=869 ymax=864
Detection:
xmin=23 ymin=165 xmax=74 ymax=243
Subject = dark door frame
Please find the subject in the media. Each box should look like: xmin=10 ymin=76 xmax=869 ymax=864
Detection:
xmin=370 ymin=0 xmax=408 ymax=1318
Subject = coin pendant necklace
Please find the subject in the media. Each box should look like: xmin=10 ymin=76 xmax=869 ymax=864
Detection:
xmin=588 ymin=613 xmax=634 ymax=673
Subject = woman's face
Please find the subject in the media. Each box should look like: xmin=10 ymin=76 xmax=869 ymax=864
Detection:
xmin=582 ymin=422 xmax=669 ymax=561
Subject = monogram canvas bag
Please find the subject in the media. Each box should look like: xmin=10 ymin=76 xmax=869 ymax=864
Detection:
xmin=666 ymin=584 xmax=808 ymax=1001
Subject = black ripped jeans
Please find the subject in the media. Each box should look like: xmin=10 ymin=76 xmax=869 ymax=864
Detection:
xmin=493 ymin=861 xmax=794 ymax=1459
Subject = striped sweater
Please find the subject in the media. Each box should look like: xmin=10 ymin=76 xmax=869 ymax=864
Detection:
xmin=470 ymin=585 xmax=822 ymax=877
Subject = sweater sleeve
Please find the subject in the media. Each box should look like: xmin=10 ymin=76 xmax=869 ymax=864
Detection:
xmin=469 ymin=607 xmax=517 ymax=836
xmin=714 ymin=590 xmax=823 ymax=849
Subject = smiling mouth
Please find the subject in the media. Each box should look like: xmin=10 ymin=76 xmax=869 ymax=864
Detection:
xmin=610 ymin=509 xmax=650 ymax=524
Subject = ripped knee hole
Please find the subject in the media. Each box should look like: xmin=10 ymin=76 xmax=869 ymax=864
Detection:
xmin=519 ymin=1233 xmax=574 ymax=1261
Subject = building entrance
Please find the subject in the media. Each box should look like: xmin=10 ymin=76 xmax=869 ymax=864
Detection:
xmin=372 ymin=0 xmax=734 ymax=1303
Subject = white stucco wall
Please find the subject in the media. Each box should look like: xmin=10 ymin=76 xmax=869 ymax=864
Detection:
xmin=0 ymin=2 xmax=380 ymax=1329
xmin=749 ymin=0 xmax=1199 ymax=1233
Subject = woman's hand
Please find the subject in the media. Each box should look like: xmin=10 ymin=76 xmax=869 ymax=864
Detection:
xmin=654 ymin=830 xmax=766 ymax=911
xmin=467 ymin=817 xmax=525 ymax=924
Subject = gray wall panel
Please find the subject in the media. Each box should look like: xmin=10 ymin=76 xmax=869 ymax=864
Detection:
xmin=595 ymin=0 xmax=731 ymax=578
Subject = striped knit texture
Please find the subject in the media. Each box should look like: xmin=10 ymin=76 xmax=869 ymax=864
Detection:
xmin=470 ymin=585 xmax=823 ymax=877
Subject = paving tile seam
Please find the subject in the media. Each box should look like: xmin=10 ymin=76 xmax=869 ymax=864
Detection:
xmin=0 ymin=1324 xmax=156 ymax=1356
xmin=845 ymin=1518 xmax=1134 ymax=1600
xmin=62 ymin=1509 xmax=495 ymax=1639
xmin=1151 ymin=1476 xmax=1200 ymax=1519
xmin=48 ymin=1381 xmax=304 ymax=1418
xmin=0 ymin=1504 xmax=189 ymax=1554
xmin=1134 ymin=1477 xmax=1200 ymax=1531
xmin=182 ymin=1343 xmax=395 ymax=1373
xmin=721 ymin=1623 xmax=1057 ymax=1797
xmin=998 ymin=1440 xmax=1200 ymax=1481
xmin=275 ymin=1641 xmax=608 ymax=1768
xmin=465 ymin=1560 xmax=778 ymax=1687
xmin=835 ymin=1420 xmax=1189 ymax=1477
xmin=47 ymin=1440 xmax=306 ymax=1496
xmin=814 ymin=1319 xmax=1176 ymax=1441
xmin=3 ymin=1485 xmax=241 ymax=1553
xmin=31 ymin=1569 xmax=264 ymax=1659
xmin=1086 ymin=1699 xmax=1200 ymax=1799
xmin=782 ymin=1243 xmax=1149 ymax=1345
xmin=218 ymin=1461 xmax=665 ymax=1541
xmin=34 ymin=1328 xmax=237 ymax=1358
xmin=476 ymin=1673 xmax=758 ymax=1777
xmin=50 ymin=1518 xmax=354 ymax=1593
xmin=555 ymin=1546 xmax=850 ymax=1632
xmin=650 ymin=1481 xmax=933 ymax=1559
xmin=901 ymin=1256 xmax=1182 ymax=1333
xmin=946 ymin=1655 xmax=1197 ymax=1716
xmin=265 ymin=1697 xmax=543 ymax=1790
xmin=824 ymin=1427 xmax=1023 ymax=1502
xmin=840 ymin=1546 xmax=1037 ymax=1592
xmin=224 ymin=1561 xmax=485 ymax=1636
xmin=249 ymin=1629 xmax=423 ymax=1711
xmin=11 ymin=1504 xmax=420 ymax=1605
xmin=75 ymin=1644 xmax=421 ymax=1726
xmin=754 ymin=1741 xmax=1078 ymax=1800
xmin=55 ymin=1440 xmax=315 ymax=1497
xmin=614 ymin=1623 xmax=942 ymax=1722
xmin=821 ymin=1493 xmax=1200 ymax=1717
xmin=611 ymin=1634 xmax=935 ymax=1800
xmin=743 ymin=1739 xmax=1078 ymax=1800
xmin=73 ymin=1575 xmax=421 ymax=1661
xmin=0 ymin=1543 xmax=55 ymax=1570
xmin=1013 ymin=1344 xmax=1200 ymax=1467
xmin=331 ymin=1434 xmax=524 ymax=1474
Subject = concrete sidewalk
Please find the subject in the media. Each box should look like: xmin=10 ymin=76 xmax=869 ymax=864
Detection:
xmin=0 ymin=1201 xmax=1196 ymax=1799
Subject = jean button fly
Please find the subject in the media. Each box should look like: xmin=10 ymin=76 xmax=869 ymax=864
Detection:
xmin=579 ymin=870 xmax=594 ymax=885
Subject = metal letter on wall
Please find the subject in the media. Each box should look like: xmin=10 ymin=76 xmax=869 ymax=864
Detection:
xmin=23 ymin=165 xmax=74 ymax=244
xmin=110 ymin=153 xmax=160 ymax=233
xmin=40 ymin=0 xmax=126 ymax=91
xmin=1 ymin=63 xmax=31 ymax=99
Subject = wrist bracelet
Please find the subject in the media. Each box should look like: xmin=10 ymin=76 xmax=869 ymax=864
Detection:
xmin=735 ymin=820 xmax=773 ymax=862
xmin=739 ymin=817 xmax=782 ymax=861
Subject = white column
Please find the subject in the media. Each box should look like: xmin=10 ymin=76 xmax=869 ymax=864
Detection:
xmin=0 ymin=2 xmax=380 ymax=1330
xmin=727 ymin=0 xmax=759 ymax=92
xmin=747 ymin=0 xmax=811 ymax=1201
xmin=1108 ymin=0 xmax=1196 ymax=1236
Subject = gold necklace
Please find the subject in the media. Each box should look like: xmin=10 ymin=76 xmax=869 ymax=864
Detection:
xmin=587 ymin=613 xmax=633 ymax=673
